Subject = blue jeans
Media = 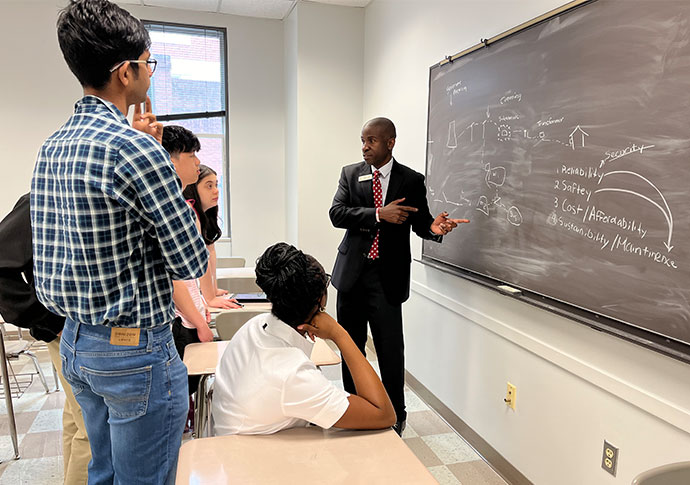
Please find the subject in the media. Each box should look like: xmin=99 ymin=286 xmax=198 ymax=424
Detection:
xmin=60 ymin=318 xmax=188 ymax=485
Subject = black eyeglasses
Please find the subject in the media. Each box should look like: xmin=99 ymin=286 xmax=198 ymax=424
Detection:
xmin=109 ymin=59 xmax=158 ymax=75
xmin=325 ymin=273 xmax=331 ymax=288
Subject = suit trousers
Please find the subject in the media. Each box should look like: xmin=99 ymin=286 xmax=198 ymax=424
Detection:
xmin=336 ymin=259 xmax=406 ymax=422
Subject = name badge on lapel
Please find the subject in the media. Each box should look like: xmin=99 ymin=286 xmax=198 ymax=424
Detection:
xmin=358 ymin=174 xmax=373 ymax=182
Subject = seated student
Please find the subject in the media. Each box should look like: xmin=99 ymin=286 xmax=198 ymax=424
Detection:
xmin=212 ymin=242 xmax=396 ymax=435
xmin=183 ymin=166 xmax=239 ymax=309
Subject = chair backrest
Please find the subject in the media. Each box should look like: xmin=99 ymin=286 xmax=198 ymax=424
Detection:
xmin=632 ymin=462 xmax=690 ymax=485
xmin=217 ymin=257 xmax=246 ymax=268
xmin=215 ymin=310 xmax=265 ymax=340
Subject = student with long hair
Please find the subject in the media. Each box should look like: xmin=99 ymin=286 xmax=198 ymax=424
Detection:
xmin=183 ymin=165 xmax=239 ymax=309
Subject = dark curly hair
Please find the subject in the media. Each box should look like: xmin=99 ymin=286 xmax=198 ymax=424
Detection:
xmin=161 ymin=125 xmax=201 ymax=156
xmin=182 ymin=165 xmax=221 ymax=245
xmin=255 ymin=243 xmax=328 ymax=328
xmin=57 ymin=0 xmax=151 ymax=89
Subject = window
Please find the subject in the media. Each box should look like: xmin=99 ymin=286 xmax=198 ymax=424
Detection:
xmin=143 ymin=22 xmax=230 ymax=238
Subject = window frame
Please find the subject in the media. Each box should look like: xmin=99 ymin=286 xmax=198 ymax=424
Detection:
xmin=142 ymin=20 xmax=232 ymax=241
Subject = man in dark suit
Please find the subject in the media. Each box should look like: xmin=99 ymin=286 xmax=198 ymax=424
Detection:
xmin=329 ymin=117 xmax=468 ymax=434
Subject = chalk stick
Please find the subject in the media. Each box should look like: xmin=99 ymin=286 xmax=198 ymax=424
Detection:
xmin=497 ymin=285 xmax=522 ymax=296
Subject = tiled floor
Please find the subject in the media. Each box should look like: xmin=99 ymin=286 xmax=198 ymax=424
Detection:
xmin=0 ymin=341 xmax=65 ymax=484
xmin=0 ymin=339 xmax=508 ymax=485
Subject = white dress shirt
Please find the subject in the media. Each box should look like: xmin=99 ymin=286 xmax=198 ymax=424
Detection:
xmin=371 ymin=157 xmax=394 ymax=203
xmin=212 ymin=313 xmax=350 ymax=435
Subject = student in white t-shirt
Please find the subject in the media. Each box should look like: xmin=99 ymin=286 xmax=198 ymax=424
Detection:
xmin=212 ymin=242 xmax=396 ymax=435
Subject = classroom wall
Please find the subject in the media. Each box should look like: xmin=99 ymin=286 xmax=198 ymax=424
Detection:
xmin=284 ymin=1 xmax=364 ymax=277
xmin=362 ymin=1 xmax=690 ymax=484
xmin=0 ymin=1 xmax=81 ymax=214
xmin=0 ymin=0 xmax=286 ymax=266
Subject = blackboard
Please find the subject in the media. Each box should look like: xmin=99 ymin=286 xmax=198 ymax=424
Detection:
xmin=422 ymin=0 xmax=690 ymax=358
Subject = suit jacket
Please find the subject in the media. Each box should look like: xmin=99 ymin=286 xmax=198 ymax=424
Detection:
xmin=329 ymin=160 xmax=440 ymax=304
xmin=0 ymin=194 xmax=64 ymax=342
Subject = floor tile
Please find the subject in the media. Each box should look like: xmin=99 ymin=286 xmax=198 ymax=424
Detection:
xmin=408 ymin=409 xmax=454 ymax=436
xmin=422 ymin=432 xmax=482 ymax=465
xmin=0 ymin=412 xmax=38 ymax=436
xmin=18 ymin=431 xmax=62 ymax=459
xmin=447 ymin=460 xmax=509 ymax=485
xmin=40 ymin=392 xmax=65 ymax=411
xmin=428 ymin=465 xmax=462 ymax=485
xmin=27 ymin=409 xmax=62 ymax=434
xmin=402 ymin=437 xmax=443 ymax=467
xmin=0 ymin=456 xmax=63 ymax=485
xmin=0 ymin=392 xmax=49 ymax=414
xmin=405 ymin=388 xmax=430 ymax=413
xmin=400 ymin=423 xmax=419 ymax=439
xmin=0 ymin=434 xmax=24 ymax=462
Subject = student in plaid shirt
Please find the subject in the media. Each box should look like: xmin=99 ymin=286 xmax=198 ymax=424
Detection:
xmin=30 ymin=1 xmax=208 ymax=483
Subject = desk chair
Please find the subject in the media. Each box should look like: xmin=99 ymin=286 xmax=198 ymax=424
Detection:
xmin=215 ymin=310 xmax=264 ymax=340
xmin=0 ymin=323 xmax=50 ymax=395
xmin=0 ymin=330 xmax=20 ymax=460
xmin=632 ymin=461 xmax=690 ymax=485
xmin=183 ymin=341 xmax=230 ymax=439
xmin=216 ymin=257 xmax=246 ymax=268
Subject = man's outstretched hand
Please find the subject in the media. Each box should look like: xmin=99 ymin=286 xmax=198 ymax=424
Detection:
xmin=431 ymin=212 xmax=469 ymax=235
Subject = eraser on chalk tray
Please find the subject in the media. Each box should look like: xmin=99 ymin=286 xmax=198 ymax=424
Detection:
xmin=497 ymin=285 xmax=522 ymax=296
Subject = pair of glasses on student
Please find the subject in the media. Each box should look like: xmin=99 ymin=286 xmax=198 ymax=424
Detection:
xmin=109 ymin=58 xmax=158 ymax=74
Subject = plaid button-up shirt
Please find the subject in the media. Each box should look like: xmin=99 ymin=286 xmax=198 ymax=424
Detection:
xmin=31 ymin=96 xmax=208 ymax=328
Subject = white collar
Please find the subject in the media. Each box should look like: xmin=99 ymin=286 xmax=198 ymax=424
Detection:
xmin=371 ymin=157 xmax=394 ymax=178
xmin=262 ymin=314 xmax=314 ymax=357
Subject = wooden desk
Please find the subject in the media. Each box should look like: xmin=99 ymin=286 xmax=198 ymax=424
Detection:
xmin=311 ymin=338 xmax=340 ymax=366
xmin=208 ymin=302 xmax=272 ymax=315
xmin=183 ymin=341 xmax=230 ymax=376
xmin=215 ymin=267 xmax=261 ymax=293
xmin=175 ymin=427 xmax=437 ymax=484
xmin=184 ymin=338 xmax=339 ymax=374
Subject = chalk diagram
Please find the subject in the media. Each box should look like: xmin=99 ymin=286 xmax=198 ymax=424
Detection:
xmin=431 ymin=88 xmax=675 ymax=251
xmin=435 ymin=103 xmax=523 ymax=226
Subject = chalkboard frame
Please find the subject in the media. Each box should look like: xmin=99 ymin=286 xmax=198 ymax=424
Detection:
xmin=420 ymin=0 xmax=690 ymax=364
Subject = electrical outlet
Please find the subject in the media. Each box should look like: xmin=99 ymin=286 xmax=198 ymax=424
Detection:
xmin=601 ymin=440 xmax=618 ymax=476
xmin=505 ymin=382 xmax=516 ymax=410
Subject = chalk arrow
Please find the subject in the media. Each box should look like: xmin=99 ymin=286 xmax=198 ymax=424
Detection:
xmin=599 ymin=170 xmax=674 ymax=252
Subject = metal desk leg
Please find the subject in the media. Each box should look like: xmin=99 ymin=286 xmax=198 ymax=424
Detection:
xmin=0 ymin=331 xmax=20 ymax=460
xmin=193 ymin=374 xmax=210 ymax=439
xmin=52 ymin=363 xmax=59 ymax=392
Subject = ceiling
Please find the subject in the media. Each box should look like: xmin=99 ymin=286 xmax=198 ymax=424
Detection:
xmin=115 ymin=0 xmax=372 ymax=20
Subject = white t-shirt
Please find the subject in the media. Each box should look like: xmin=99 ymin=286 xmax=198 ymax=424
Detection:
xmin=212 ymin=313 xmax=350 ymax=435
